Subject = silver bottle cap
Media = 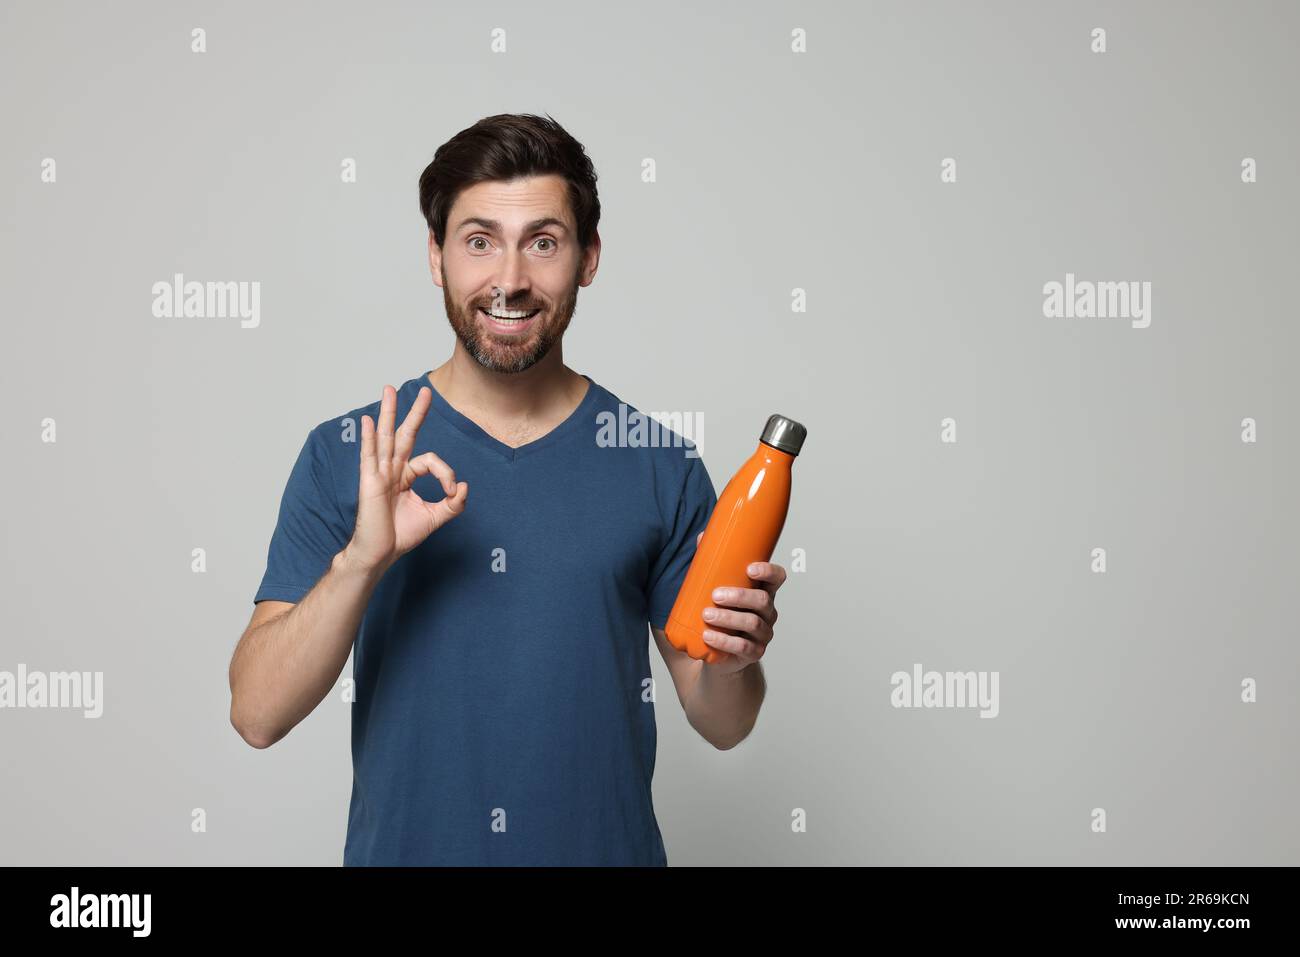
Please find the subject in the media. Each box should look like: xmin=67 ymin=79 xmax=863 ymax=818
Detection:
xmin=760 ymin=414 xmax=807 ymax=456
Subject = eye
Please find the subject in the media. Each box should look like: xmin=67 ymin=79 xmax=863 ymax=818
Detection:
xmin=533 ymin=237 xmax=557 ymax=253
xmin=468 ymin=235 xmax=490 ymax=251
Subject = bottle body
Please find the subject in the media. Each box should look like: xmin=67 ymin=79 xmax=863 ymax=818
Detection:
xmin=665 ymin=440 xmax=795 ymax=663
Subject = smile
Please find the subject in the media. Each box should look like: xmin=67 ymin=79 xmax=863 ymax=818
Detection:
xmin=478 ymin=306 xmax=540 ymax=332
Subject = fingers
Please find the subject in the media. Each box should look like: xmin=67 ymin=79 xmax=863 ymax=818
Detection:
xmin=402 ymin=450 xmax=458 ymax=497
xmin=403 ymin=449 xmax=470 ymax=529
xmin=365 ymin=383 xmax=432 ymax=477
xmin=745 ymin=561 xmax=788 ymax=596
xmin=376 ymin=385 xmax=396 ymax=466
xmin=701 ymin=629 xmax=766 ymax=662
xmin=360 ymin=413 xmax=377 ymax=476
xmin=393 ymin=386 xmax=431 ymax=466
xmin=702 ymin=603 xmax=771 ymax=638
xmin=429 ymin=480 xmax=469 ymax=524
xmin=710 ymin=584 xmax=778 ymax=626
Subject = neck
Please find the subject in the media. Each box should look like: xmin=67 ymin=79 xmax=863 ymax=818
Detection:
xmin=428 ymin=341 xmax=585 ymax=421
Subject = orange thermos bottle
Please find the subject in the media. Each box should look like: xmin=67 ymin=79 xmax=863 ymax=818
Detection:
xmin=665 ymin=414 xmax=807 ymax=663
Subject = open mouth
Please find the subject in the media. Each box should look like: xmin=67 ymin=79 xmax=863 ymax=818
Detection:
xmin=478 ymin=306 xmax=541 ymax=331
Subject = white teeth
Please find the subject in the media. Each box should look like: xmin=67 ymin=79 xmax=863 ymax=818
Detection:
xmin=482 ymin=307 xmax=539 ymax=320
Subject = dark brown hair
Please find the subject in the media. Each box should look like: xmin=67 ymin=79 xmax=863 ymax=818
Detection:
xmin=418 ymin=113 xmax=601 ymax=251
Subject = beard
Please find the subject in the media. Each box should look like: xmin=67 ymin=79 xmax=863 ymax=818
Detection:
xmin=440 ymin=259 xmax=581 ymax=374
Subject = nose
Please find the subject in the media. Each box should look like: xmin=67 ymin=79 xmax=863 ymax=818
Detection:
xmin=490 ymin=248 xmax=532 ymax=307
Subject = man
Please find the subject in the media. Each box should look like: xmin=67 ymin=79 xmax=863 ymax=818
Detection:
xmin=229 ymin=113 xmax=786 ymax=866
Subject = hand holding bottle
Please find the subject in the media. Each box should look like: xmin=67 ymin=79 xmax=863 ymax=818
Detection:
xmin=689 ymin=530 xmax=788 ymax=674
xmin=666 ymin=413 xmax=806 ymax=666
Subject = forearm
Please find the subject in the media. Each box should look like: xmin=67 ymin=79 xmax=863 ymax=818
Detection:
xmin=682 ymin=661 xmax=766 ymax=750
xmin=230 ymin=547 xmax=385 ymax=748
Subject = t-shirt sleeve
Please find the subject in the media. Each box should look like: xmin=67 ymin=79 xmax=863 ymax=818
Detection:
xmin=253 ymin=426 xmax=353 ymax=605
xmin=646 ymin=454 xmax=718 ymax=631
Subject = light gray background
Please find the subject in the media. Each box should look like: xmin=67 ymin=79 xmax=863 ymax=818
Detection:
xmin=1 ymin=0 xmax=1296 ymax=865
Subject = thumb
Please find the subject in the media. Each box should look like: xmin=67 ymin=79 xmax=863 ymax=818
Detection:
xmin=429 ymin=480 xmax=469 ymax=525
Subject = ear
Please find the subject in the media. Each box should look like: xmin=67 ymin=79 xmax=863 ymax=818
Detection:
xmin=428 ymin=230 xmax=444 ymax=287
xmin=579 ymin=228 xmax=601 ymax=287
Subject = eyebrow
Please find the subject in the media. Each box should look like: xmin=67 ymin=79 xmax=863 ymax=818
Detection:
xmin=453 ymin=216 xmax=570 ymax=236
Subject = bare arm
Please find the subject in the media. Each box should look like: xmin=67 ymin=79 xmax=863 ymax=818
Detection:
xmin=651 ymin=625 xmax=766 ymax=750
xmin=648 ymin=530 xmax=785 ymax=750
xmin=229 ymin=547 xmax=386 ymax=749
xmin=230 ymin=383 xmax=468 ymax=749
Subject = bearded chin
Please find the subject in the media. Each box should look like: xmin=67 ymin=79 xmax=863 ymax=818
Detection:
xmin=440 ymin=269 xmax=580 ymax=374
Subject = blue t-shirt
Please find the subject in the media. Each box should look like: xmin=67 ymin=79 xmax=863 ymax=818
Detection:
xmin=254 ymin=370 xmax=717 ymax=865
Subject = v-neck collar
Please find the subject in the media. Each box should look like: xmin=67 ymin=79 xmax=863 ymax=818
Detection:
xmin=417 ymin=369 xmax=599 ymax=463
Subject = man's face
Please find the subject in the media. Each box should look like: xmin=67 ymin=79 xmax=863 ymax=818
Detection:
xmin=430 ymin=174 xmax=598 ymax=374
